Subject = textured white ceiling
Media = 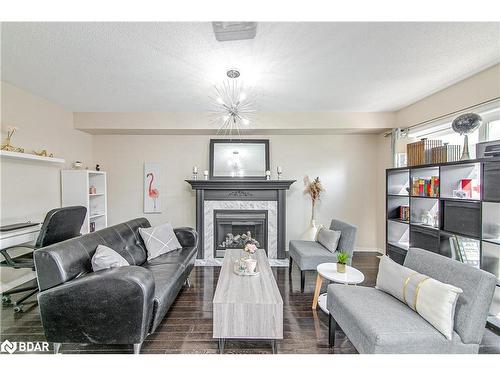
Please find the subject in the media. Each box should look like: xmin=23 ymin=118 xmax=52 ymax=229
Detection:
xmin=1 ymin=22 xmax=499 ymax=112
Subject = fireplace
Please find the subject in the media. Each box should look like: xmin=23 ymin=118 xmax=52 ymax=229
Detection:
xmin=214 ymin=210 xmax=268 ymax=258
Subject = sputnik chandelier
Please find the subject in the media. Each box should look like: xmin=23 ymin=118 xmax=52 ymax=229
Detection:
xmin=210 ymin=69 xmax=255 ymax=136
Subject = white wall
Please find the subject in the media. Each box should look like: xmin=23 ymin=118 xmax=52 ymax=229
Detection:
xmin=93 ymin=134 xmax=381 ymax=252
xmin=0 ymin=82 xmax=93 ymax=291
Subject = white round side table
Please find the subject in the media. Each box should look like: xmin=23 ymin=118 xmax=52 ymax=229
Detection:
xmin=312 ymin=263 xmax=365 ymax=314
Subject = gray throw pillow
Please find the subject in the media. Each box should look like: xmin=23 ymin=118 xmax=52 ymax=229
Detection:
xmin=91 ymin=245 xmax=129 ymax=272
xmin=139 ymin=222 xmax=182 ymax=261
xmin=316 ymin=227 xmax=341 ymax=253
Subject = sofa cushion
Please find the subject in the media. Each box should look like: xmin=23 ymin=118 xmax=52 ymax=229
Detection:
xmin=143 ymin=262 xmax=186 ymax=332
xmin=316 ymin=227 xmax=341 ymax=253
xmin=139 ymin=223 xmax=182 ymax=261
xmin=144 ymin=246 xmax=197 ymax=268
xmin=91 ymin=245 xmax=129 ymax=272
xmin=376 ymin=255 xmax=463 ymax=340
xmin=289 ymin=240 xmax=337 ymax=270
xmin=327 ymin=284 xmax=477 ymax=353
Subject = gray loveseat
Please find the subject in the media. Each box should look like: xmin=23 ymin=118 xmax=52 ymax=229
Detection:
xmin=289 ymin=219 xmax=357 ymax=292
xmin=327 ymin=248 xmax=496 ymax=354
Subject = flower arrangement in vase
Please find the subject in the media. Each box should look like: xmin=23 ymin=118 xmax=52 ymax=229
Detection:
xmin=301 ymin=176 xmax=324 ymax=240
xmin=243 ymin=243 xmax=257 ymax=258
xmin=336 ymin=251 xmax=350 ymax=273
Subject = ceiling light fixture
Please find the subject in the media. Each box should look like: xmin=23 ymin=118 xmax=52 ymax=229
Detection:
xmin=210 ymin=69 xmax=255 ymax=136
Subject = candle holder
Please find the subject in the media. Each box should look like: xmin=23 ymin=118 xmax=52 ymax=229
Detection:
xmin=265 ymin=170 xmax=271 ymax=180
xmin=277 ymin=166 xmax=283 ymax=180
xmin=192 ymin=166 xmax=198 ymax=180
xmin=204 ymin=170 xmax=209 ymax=180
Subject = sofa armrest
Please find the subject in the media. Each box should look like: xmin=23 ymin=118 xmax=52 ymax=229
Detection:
xmin=174 ymin=227 xmax=199 ymax=248
xmin=37 ymin=266 xmax=155 ymax=345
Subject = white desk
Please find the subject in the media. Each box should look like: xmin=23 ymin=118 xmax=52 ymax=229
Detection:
xmin=0 ymin=225 xmax=41 ymax=293
xmin=0 ymin=225 xmax=41 ymax=250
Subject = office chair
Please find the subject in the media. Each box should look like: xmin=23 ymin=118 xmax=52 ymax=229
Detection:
xmin=0 ymin=206 xmax=87 ymax=312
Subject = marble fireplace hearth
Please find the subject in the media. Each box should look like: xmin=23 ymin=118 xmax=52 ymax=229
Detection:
xmin=186 ymin=179 xmax=295 ymax=266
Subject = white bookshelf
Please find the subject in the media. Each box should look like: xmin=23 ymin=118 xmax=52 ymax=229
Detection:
xmin=61 ymin=170 xmax=107 ymax=234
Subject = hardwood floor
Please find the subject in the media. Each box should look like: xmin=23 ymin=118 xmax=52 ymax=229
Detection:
xmin=1 ymin=252 xmax=499 ymax=354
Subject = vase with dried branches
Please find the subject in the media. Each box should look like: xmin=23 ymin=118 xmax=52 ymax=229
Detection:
xmin=301 ymin=176 xmax=324 ymax=240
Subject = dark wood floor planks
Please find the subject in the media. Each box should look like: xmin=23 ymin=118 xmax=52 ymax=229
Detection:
xmin=1 ymin=252 xmax=499 ymax=354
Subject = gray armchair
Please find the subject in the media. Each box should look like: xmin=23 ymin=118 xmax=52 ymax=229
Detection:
xmin=289 ymin=219 xmax=357 ymax=292
xmin=327 ymin=248 xmax=496 ymax=353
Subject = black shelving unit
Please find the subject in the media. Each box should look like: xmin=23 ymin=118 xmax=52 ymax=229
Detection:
xmin=386 ymin=157 xmax=500 ymax=330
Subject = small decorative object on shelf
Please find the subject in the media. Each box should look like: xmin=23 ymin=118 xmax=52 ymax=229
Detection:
xmin=89 ymin=186 xmax=97 ymax=194
xmin=73 ymin=161 xmax=83 ymax=169
xmin=89 ymin=222 xmax=96 ymax=233
xmin=33 ymin=150 xmax=54 ymax=157
xmin=95 ymin=164 xmax=101 ymax=171
xmin=301 ymin=176 xmax=324 ymax=240
xmin=203 ymin=170 xmax=209 ymax=180
xmin=336 ymin=251 xmax=349 ymax=273
xmin=265 ymin=170 xmax=271 ymax=180
xmin=192 ymin=166 xmax=198 ymax=180
xmin=277 ymin=166 xmax=282 ymax=180
xmin=451 ymin=113 xmax=482 ymax=160
xmin=1 ymin=127 xmax=24 ymax=153
xmin=421 ymin=210 xmax=435 ymax=227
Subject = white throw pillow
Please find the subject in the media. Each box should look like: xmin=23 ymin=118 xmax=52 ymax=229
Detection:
xmin=139 ymin=222 xmax=182 ymax=261
xmin=91 ymin=245 xmax=129 ymax=272
xmin=316 ymin=227 xmax=341 ymax=253
xmin=376 ymin=255 xmax=463 ymax=340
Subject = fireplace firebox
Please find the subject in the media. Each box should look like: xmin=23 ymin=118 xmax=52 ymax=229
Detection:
xmin=214 ymin=210 xmax=268 ymax=258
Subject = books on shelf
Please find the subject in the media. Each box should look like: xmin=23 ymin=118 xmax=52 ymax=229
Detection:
xmin=431 ymin=144 xmax=461 ymax=163
xmin=449 ymin=235 xmax=480 ymax=268
xmin=411 ymin=176 xmax=439 ymax=197
xmin=407 ymin=139 xmax=442 ymax=166
xmin=399 ymin=205 xmax=410 ymax=222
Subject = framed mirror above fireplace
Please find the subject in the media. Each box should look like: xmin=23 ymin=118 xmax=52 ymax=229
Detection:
xmin=209 ymin=139 xmax=270 ymax=180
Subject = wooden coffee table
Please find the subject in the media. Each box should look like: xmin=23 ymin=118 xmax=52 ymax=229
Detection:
xmin=213 ymin=248 xmax=283 ymax=353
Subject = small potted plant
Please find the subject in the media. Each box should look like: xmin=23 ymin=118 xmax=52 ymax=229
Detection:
xmin=336 ymin=251 xmax=350 ymax=273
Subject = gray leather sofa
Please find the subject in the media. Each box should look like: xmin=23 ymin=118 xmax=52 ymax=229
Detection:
xmin=327 ymin=248 xmax=496 ymax=354
xmin=34 ymin=218 xmax=198 ymax=354
xmin=289 ymin=219 xmax=357 ymax=292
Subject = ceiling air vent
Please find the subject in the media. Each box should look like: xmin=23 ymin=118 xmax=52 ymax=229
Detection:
xmin=212 ymin=22 xmax=257 ymax=42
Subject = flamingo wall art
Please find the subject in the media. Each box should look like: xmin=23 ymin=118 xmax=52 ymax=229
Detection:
xmin=144 ymin=163 xmax=162 ymax=213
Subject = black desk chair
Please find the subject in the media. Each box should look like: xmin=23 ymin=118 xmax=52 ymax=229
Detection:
xmin=1 ymin=206 xmax=87 ymax=312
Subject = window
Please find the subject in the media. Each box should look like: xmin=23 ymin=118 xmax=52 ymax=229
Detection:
xmin=406 ymin=104 xmax=500 ymax=160
xmin=487 ymin=119 xmax=500 ymax=141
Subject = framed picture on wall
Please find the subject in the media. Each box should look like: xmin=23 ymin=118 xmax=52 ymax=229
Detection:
xmin=144 ymin=162 xmax=161 ymax=213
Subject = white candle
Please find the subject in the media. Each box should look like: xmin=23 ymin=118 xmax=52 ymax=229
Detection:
xmin=277 ymin=166 xmax=282 ymax=174
xmin=204 ymin=170 xmax=209 ymax=180
xmin=266 ymin=170 xmax=271 ymax=176
xmin=193 ymin=166 xmax=198 ymax=174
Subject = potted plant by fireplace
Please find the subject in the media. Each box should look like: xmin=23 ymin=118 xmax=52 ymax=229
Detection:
xmin=336 ymin=251 xmax=349 ymax=273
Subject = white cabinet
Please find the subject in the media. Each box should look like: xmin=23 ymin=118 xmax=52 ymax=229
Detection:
xmin=61 ymin=170 xmax=107 ymax=234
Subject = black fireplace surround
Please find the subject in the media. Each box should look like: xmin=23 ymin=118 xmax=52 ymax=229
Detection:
xmin=186 ymin=180 xmax=295 ymax=259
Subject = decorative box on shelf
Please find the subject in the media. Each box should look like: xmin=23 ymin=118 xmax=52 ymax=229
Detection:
xmin=407 ymin=139 xmax=442 ymax=166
